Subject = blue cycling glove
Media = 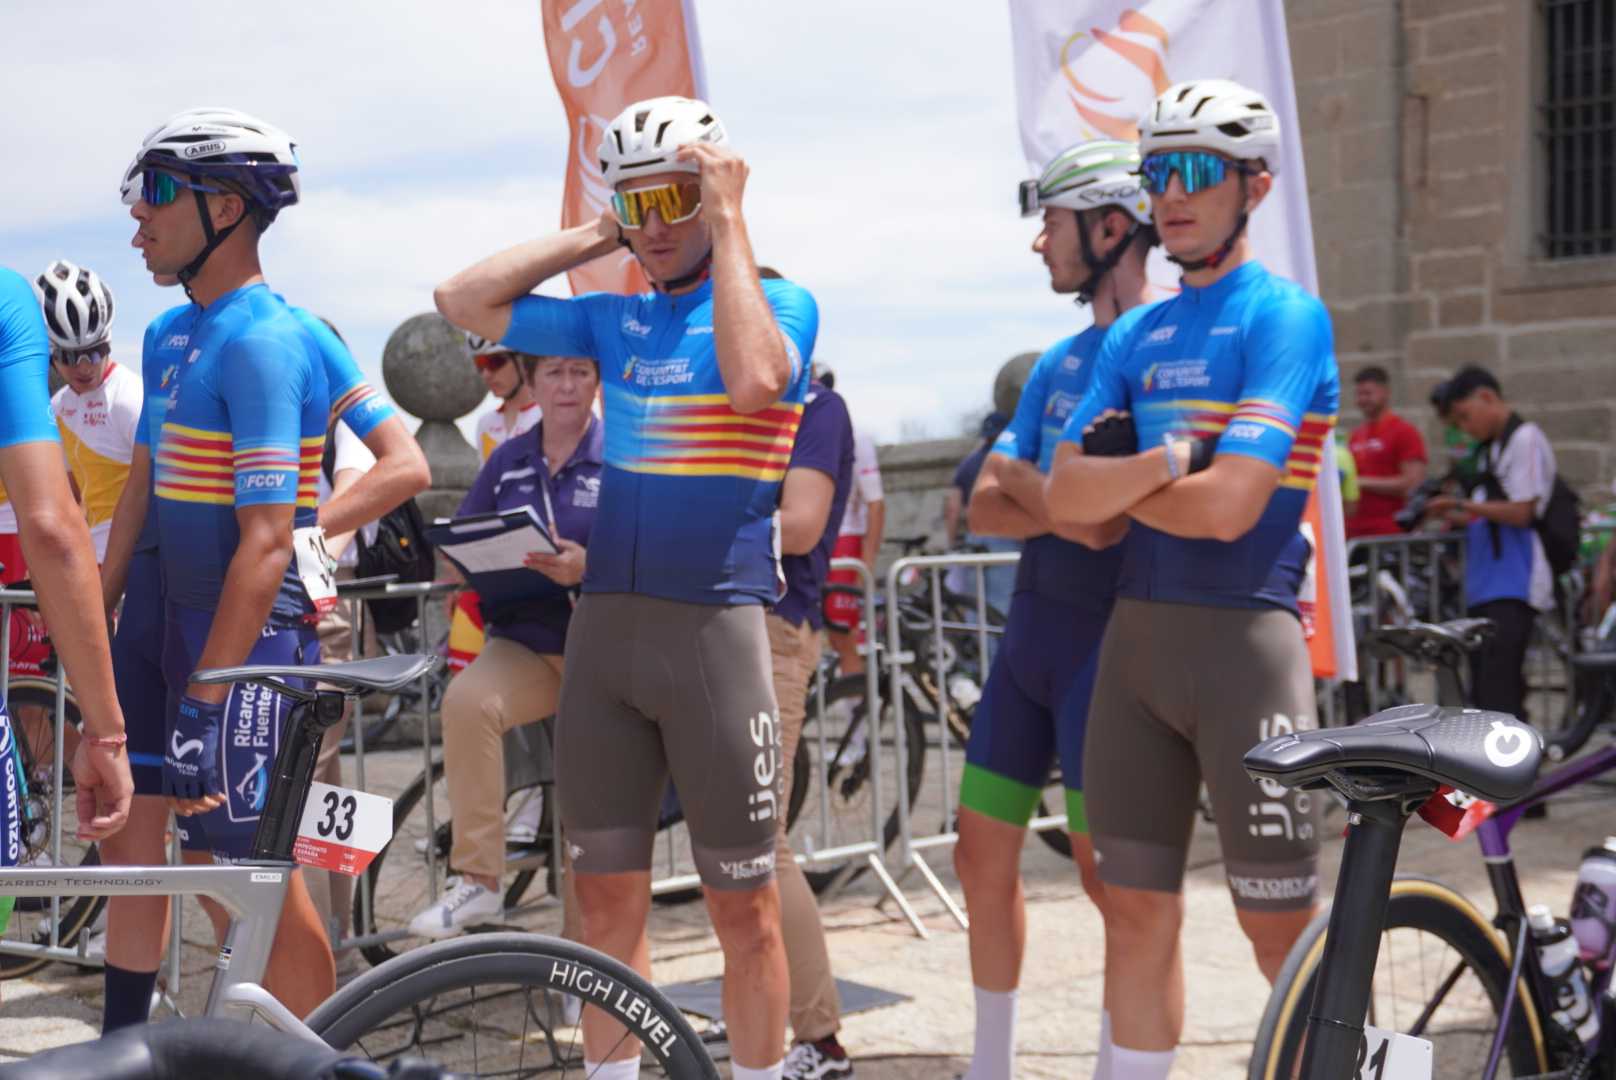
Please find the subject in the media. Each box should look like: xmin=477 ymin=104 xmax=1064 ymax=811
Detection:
xmin=165 ymin=694 xmax=225 ymax=802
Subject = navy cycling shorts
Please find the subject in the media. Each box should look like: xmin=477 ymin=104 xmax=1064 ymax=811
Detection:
xmin=112 ymin=551 xmax=168 ymax=796
xmin=161 ymin=602 xmax=317 ymax=861
xmin=960 ymin=590 xmax=1111 ymax=831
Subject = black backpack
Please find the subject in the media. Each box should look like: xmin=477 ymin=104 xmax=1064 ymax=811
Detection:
xmin=1478 ymin=413 xmax=1581 ymax=577
xmin=323 ymin=433 xmax=437 ymax=634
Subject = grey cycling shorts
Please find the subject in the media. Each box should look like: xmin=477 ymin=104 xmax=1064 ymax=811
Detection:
xmin=555 ymin=593 xmax=783 ymax=891
xmin=1084 ymin=598 xmax=1322 ymax=912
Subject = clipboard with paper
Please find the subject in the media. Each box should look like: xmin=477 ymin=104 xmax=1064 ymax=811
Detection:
xmin=425 ymin=506 xmax=561 ymax=602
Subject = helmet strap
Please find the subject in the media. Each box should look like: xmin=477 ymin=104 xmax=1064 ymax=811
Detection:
xmin=1073 ymin=209 xmax=1140 ymax=306
xmin=1167 ymin=174 xmax=1250 ymax=274
xmin=649 ymin=246 xmax=713 ymax=294
xmin=177 ymin=182 xmax=245 ymax=300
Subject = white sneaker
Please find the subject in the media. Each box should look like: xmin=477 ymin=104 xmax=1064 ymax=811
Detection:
xmin=506 ymin=787 xmax=545 ymax=846
xmin=406 ymin=877 xmax=503 ymax=939
xmin=82 ymin=907 xmax=108 ymax=961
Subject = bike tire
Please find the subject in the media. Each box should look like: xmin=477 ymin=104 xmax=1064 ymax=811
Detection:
xmin=353 ymin=759 xmax=538 ymax=967
xmin=1248 ymin=876 xmax=1547 ymax=1080
xmin=797 ymin=673 xmax=927 ymax=894
xmin=0 ymin=681 xmax=103 ymax=980
xmin=307 ymin=932 xmax=720 ymax=1079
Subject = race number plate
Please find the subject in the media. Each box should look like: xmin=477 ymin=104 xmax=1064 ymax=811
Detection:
xmin=1358 ymin=1025 xmax=1432 ymax=1080
xmin=292 ymin=781 xmax=392 ymax=877
xmin=292 ymin=525 xmax=339 ymax=616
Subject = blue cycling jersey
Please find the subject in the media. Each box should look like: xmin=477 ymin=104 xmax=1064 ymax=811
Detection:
xmin=1060 ymin=261 xmax=1339 ymax=613
xmin=991 ymin=326 xmax=1122 ymax=609
xmin=0 ymin=268 xmax=58 ymax=452
xmin=153 ymin=285 xmax=329 ymax=625
xmin=504 ymin=278 xmax=817 ymax=605
xmin=133 ymin=301 xmax=396 ymax=554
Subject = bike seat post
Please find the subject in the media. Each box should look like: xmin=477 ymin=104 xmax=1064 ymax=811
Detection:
xmin=1299 ymin=792 xmax=1431 ymax=1078
xmin=249 ymin=689 xmax=346 ymax=863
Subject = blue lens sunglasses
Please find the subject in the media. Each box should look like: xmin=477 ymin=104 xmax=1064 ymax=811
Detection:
xmin=1138 ymin=151 xmax=1257 ymax=196
xmin=140 ymin=169 xmax=225 ymax=208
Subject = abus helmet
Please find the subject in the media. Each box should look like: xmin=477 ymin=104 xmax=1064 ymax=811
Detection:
xmin=33 ymin=260 xmax=115 ymax=351
xmin=125 ymin=107 xmax=301 ymax=290
xmin=1139 ymin=79 xmax=1282 ymax=174
xmin=1020 ymin=139 xmax=1155 ymax=305
xmin=597 ymin=96 xmax=727 ymax=188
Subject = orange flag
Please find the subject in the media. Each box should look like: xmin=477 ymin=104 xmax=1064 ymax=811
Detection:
xmin=540 ymin=0 xmax=709 ymax=296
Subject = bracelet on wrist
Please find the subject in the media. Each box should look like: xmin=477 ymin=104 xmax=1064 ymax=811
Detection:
xmin=84 ymin=732 xmax=128 ymax=750
xmin=1161 ymin=432 xmax=1183 ymax=481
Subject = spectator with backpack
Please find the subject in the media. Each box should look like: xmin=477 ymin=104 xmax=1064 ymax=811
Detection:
xmin=1426 ymin=364 xmax=1580 ymax=723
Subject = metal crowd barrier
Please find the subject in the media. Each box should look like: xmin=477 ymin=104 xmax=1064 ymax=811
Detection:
xmin=1343 ymin=532 xmax=1468 ymax=718
xmin=882 ymin=551 xmax=1017 ymax=935
xmin=642 ymin=558 xmax=924 ymax=933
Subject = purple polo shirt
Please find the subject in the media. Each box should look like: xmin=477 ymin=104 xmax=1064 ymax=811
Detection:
xmin=458 ymin=415 xmax=604 ymax=655
xmin=773 ymin=382 xmax=854 ymax=629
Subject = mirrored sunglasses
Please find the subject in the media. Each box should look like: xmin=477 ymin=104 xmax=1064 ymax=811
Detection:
xmin=1139 ymin=151 xmax=1254 ymax=196
xmin=140 ymin=169 xmax=225 ymax=208
xmin=611 ymin=181 xmax=703 ymax=229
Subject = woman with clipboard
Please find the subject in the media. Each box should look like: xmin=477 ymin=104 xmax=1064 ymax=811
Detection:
xmin=407 ymin=352 xmax=602 ymax=941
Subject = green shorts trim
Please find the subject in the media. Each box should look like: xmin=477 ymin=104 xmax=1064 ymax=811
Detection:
xmin=0 ymin=894 xmax=14 ymax=936
xmin=1065 ymin=788 xmax=1089 ymax=835
xmin=961 ymin=763 xmax=1090 ymax=835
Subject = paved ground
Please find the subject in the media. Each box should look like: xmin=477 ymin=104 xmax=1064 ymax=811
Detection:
xmin=1 ymin=722 xmax=1610 ymax=1078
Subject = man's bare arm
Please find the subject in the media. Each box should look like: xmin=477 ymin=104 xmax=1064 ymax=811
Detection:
xmin=1126 ymin=454 xmax=1283 ymax=542
xmin=778 ymin=467 xmax=836 ymax=556
xmin=186 ymin=503 xmax=295 ymax=703
xmin=434 ymin=219 xmax=621 ymax=345
xmin=317 ymin=417 xmax=431 ymax=538
xmin=101 ymin=446 xmax=151 ymax=614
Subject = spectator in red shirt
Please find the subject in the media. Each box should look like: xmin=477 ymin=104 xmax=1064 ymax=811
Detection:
xmin=1346 ymin=365 xmax=1428 ymax=537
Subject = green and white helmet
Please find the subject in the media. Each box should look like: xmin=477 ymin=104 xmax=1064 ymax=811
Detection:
xmin=1018 ymin=139 xmax=1152 ymax=226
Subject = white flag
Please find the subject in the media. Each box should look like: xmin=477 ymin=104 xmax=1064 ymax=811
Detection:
xmin=1007 ymin=0 xmax=1356 ymax=680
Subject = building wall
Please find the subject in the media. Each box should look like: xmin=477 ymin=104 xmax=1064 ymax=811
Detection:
xmin=1292 ymin=0 xmax=1616 ymax=496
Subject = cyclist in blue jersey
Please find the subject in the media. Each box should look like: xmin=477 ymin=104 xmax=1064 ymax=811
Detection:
xmin=93 ymin=111 xmax=429 ymax=1033
xmin=437 ymin=96 xmax=813 ymax=1080
xmin=0 ymin=268 xmax=134 ymax=977
xmin=1045 ymin=81 xmax=1339 ymax=1079
xmin=953 ymin=139 xmax=1159 ymax=1080
xmin=111 ymin=108 xmax=340 ymax=1022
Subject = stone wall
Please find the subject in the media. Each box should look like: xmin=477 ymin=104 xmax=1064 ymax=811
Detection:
xmin=1291 ymin=0 xmax=1616 ymax=497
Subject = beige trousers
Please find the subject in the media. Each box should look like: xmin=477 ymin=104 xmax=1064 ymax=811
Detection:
xmin=766 ymin=613 xmax=843 ymax=1041
xmin=442 ymin=635 xmax=579 ymax=938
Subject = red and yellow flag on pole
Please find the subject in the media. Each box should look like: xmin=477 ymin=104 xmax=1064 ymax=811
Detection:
xmin=539 ymin=0 xmax=709 ymax=296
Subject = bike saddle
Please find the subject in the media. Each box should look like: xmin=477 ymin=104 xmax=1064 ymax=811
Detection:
xmin=1244 ymin=703 xmax=1542 ymax=804
xmin=1363 ymin=618 xmax=1496 ymax=662
xmin=193 ymin=654 xmax=441 ymax=701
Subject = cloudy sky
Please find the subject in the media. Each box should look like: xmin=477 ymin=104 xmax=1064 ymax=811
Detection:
xmin=1 ymin=1 xmax=1087 ymax=443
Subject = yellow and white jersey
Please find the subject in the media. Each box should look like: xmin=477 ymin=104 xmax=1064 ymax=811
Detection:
xmin=474 ymin=401 xmax=541 ymax=463
xmin=51 ymin=361 xmax=142 ymax=561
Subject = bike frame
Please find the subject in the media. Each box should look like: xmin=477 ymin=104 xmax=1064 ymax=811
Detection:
xmin=0 ymin=681 xmax=347 ymax=1046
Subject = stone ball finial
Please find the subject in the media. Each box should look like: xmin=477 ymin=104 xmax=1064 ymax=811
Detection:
xmin=382 ymin=313 xmax=488 ymax=422
xmin=993 ymin=351 xmax=1041 ymax=418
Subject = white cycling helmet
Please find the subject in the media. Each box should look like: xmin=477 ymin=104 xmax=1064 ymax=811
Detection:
xmin=597 ymin=96 xmax=727 ymax=187
xmin=465 ymin=331 xmax=512 ymax=358
xmin=33 ymin=261 xmax=115 ymax=351
xmin=1140 ymin=80 xmax=1281 ymax=174
xmin=1020 ymin=139 xmax=1152 ymax=226
xmin=125 ymin=106 xmax=301 ymax=215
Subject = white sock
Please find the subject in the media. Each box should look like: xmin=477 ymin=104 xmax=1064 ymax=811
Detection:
xmin=1109 ymin=1043 xmax=1175 ymax=1080
xmin=731 ymin=1062 xmax=784 ymax=1080
xmin=963 ymin=985 xmax=1017 ymax=1080
xmin=581 ymin=1059 xmax=639 ymax=1080
xmin=1092 ymin=1009 xmax=1113 ymax=1080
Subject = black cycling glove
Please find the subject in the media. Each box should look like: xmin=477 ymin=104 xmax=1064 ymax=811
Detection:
xmin=1081 ymin=413 xmax=1137 ymax=458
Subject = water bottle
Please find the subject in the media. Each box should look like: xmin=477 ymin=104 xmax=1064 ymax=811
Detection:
xmin=1529 ymin=904 xmax=1601 ymax=1046
xmin=1571 ymin=839 xmax=1616 ymax=967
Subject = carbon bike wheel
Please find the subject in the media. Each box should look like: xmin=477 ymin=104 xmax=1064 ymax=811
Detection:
xmin=0 ymin=681 xmax=103 ymax=980
xmin=793 ymin=673 xmax=927 ymax=894
xmin=1249 ymin=876 xmax=1547 ymax=1080
xmin=307 ymin=932 xmax=719 ymax=1078
xmin=353 ymin=759 xmax=540 ymax=967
